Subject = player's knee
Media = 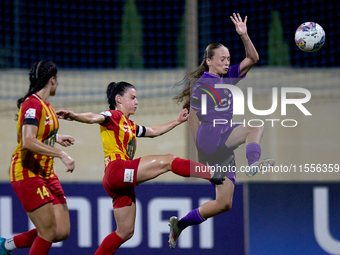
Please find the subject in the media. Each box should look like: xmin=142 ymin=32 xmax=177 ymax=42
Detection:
xmin=248 ymin=125 xmax=264 ymax=134
xmin=125 ymin=229 xmax=134 ymax=240
xmin=219 ymin=204 xmax=232 ymax=213
xmin=62 ymin=231 xmax=70 ymax=241
xmin=163 ymin=154 xmax=176 ymax=170
xmin=222 ymin=202 xmax=232 ymax=213
xmin=54 ymin=229 xmax=70 ymax=242
xmin=118 ymin=227 xmax=134 ymax=240
xmin=40 ymin=226 xmax=58 ymax=242
xmin=166 ymin=154 xmax=176 ymax=161
xmin=217 ymin=200 xmax=232 ymax=213
xmin=258 ymin=125 xmax=265 ymax=134
xmin=253 ymin=125 xmax=264 ymax=135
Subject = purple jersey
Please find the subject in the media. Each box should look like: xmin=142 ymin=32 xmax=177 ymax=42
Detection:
xmin=190 ymin=63 xmax=244 ymax=122
xmin=190 ymin=63 xmax=245 ymax=156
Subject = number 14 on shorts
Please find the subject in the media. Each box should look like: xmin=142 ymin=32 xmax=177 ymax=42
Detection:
xmin=37 ymin=186 xmax=50 ymax=199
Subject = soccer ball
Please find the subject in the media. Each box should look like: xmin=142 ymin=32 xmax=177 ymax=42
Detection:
xmin=295 ymin=22 xmax=325 ymax=52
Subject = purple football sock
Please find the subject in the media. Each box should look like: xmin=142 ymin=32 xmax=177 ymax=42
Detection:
xmin=177 ymin=208 xmax=206 ymax=230
xmin=246 ymin=142 xmax=261 ymax=166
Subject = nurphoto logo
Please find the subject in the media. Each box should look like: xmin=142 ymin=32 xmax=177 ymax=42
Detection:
xmin=200 ymin=84 xmax=312 ymax=127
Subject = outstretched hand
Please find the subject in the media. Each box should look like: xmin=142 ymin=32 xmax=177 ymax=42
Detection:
xmin=57 ymin=134 xmax=75 ymax=147
xmin=230 ymin=13 xmax=248 ymax=36
xmin=56 ymin=109 xmax=76 ymax=121
xmin=177 ymin=108 xmax=189 ymax=123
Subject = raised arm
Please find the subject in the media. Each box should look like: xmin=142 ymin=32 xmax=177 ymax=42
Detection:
xmin=144 ymin=108 xmax=189 ymax=138
xmin=230 ymin=13 xmax=259 ymax=77
xmin=56 ymin=110 xmax=105 ymax=124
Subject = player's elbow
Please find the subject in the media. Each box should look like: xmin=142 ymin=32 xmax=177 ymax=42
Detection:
xmin=22 ymin=138 xmax=34 ymax=151
xmin=247 ymin=52 xmax=259 ymax=64
xmin=88 ymin=113 xmax=101 ymax=124
xmin=255 ymin=52 xmax=260 ymax=62
xmin=251 ymin=54 xmax=259 ymax=64
xmin=88 ymin=119 xmax=98 ymax=124
xmin=80 ymin=112 xmax=101 ymax=124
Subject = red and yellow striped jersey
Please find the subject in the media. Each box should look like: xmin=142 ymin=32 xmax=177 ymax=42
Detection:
xmin=10 ymin=94 xmax=59 ymax=181
xmin=99 ymin=110 xmax=145 ymax=167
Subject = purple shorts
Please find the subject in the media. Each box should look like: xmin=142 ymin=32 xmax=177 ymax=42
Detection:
xmin=196 ymin=122 xmax=240 ymax=184
xmin=196 ymin=122 xmax=240 ymax=154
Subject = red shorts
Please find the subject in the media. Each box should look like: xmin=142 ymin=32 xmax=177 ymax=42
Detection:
xmin=11 ymin=174 xmax=66 ymax=212
xmin=102 ymin=158 xmax=141 ymax=209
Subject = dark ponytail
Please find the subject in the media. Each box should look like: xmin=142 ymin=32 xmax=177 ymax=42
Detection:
xmin=17 ymin=60 xmax=58 ymax=109
xmin=173 ymin=43 xmax=225 ymax=110
xmin=106 ymin=81 xmax=136 ymax=110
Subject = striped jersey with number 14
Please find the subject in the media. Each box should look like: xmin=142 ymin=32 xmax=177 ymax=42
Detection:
xmin=10 ymin=94 xmax=59 ymax=181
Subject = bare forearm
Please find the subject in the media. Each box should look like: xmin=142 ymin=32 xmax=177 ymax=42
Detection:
xmin=240 ymin=34 xmax=259 ymax=62
xmin=147 ymin=120 xmax=181 ymax=137
xmin=23 ymin=137 xmax=64 ymax=158
xmin=74 ymin=112 xmax=103 ymax=124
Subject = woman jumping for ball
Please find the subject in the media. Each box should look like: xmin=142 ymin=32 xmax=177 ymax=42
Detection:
xmin=169 ymin=13 xmax=275 ymax=249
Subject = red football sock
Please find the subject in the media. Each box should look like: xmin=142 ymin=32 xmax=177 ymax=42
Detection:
xmin=171 ymin=158 xmax=211 ymax=180
xmin=28 ymin=236 xmax=52 ymax=255
xmin=13 ymin=229 xmax=38 ymax=248
xmin=94 ymin=231 xmax=126 ymax=255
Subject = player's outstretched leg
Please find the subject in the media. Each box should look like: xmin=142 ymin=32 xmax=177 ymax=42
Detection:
xmin=168 ymin=154 xmax=237 ymax=249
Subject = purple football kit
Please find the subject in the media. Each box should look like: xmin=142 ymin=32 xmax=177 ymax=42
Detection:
xmin=190 ymin=63 xmax=245 ymax=183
